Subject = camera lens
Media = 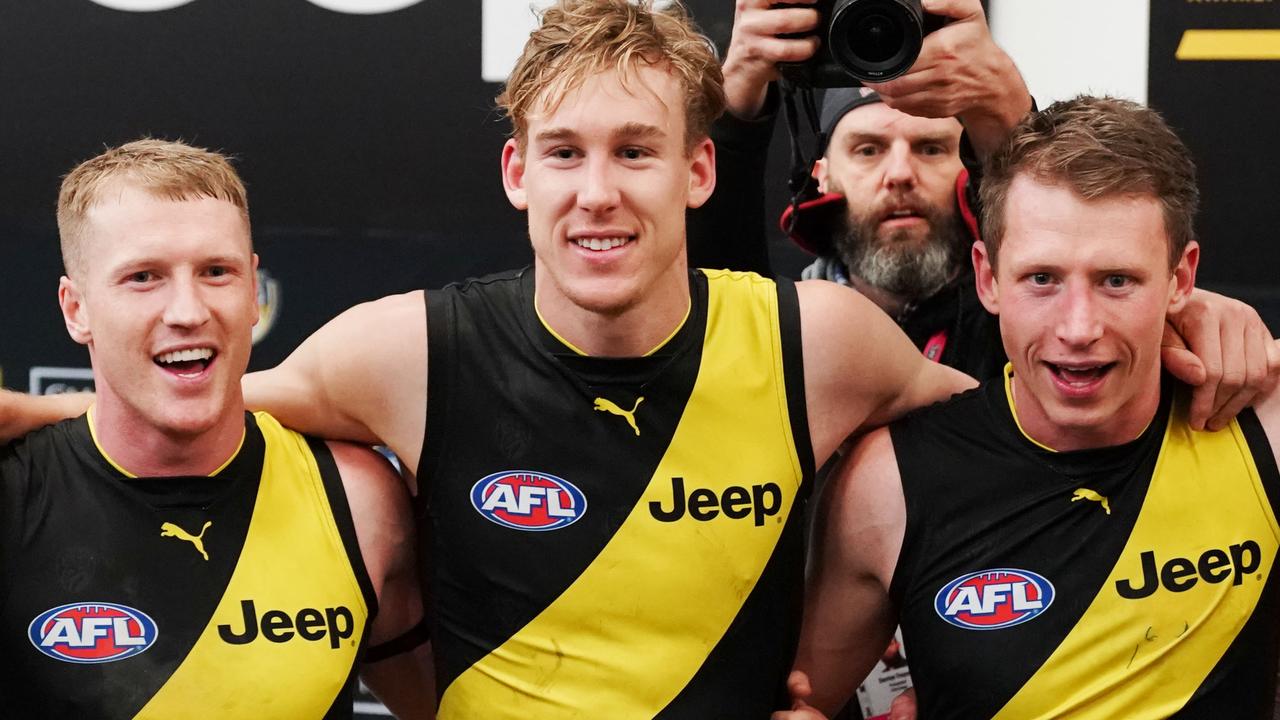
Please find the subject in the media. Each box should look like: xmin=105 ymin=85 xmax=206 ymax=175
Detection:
xmin=827 ymin=0 xmax=926 ymax=82
xmin=852 ymin=13 xmax=904 ymax=64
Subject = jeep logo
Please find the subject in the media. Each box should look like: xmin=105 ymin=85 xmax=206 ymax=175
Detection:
xmin=217 ymin=599 xmax=355 ymax=649
xmin=648 ymin=477 xmax=782 ymax=527
xmin=1115 ymin=541 xmax=1262 ymax=600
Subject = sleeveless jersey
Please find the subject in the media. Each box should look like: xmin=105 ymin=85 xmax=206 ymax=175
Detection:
xmin=0 ymin=411 xmax=376 ymax=719
xmin=889 ymin=368 xmax=1280 ymax=718
xmin=420 ymin=267 xmax=814 ymax=719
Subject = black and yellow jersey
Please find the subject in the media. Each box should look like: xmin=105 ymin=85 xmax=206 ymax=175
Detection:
xmin=420 ymin=267 xmax=814 ymax=718
xmin=0 ymin=411 xmax=376 ymax=719
xmin=890 ymin=368 xmax=1280 ymax=718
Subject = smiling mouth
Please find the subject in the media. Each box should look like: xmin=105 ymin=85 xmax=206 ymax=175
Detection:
xmin=155 ymin=348 xmax=216 ymax=378
xmin=1047 ymin=362 xmax=1116 ymax=387
xmin=573 ymin=236 xmax=633 ymax=251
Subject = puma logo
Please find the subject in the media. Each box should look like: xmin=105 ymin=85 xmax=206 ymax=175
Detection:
xmin=1071 ymin=488 xmax=1111 ymax=515
xmin=161 ymin=521 xmax=213 ymax=561
xmin=593 ymin=396 xmax=644 ymax=436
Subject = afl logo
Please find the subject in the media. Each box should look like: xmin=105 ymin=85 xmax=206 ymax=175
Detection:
xmin=28 ymin=602 xmax=158 ymax=664
xmin=934 ymin=568 xmax=1054 ymax=631
xmin=471 ymin=471 xmax=587 ymax=532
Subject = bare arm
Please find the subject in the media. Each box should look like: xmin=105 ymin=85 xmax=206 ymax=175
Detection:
xmin=244 ymin=291 xmax=427 ymax=474
xmin=330 ymin=441 xmax=434 ymax=719
xmin=793 ymin=428 xmax=906 ymax=714
xmin=798 ymin=280 xmax=976 ymax=466
xmin=0 ymin=390 xmax=93 ymax=443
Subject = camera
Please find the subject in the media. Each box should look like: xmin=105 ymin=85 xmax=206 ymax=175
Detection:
xmin=778 ymin=0 xmax=946 ymax=87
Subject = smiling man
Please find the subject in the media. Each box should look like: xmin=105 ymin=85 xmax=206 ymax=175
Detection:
xmin=0 ymin=140 xmax=431 ymax=718
xmin=777 ymin=97 xmax=1280 ymax=719
xmin=238 ymin=1 xmax=979 ymax=716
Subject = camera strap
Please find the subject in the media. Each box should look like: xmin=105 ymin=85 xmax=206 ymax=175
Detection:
xmin=779 ymin=80 xmax=825 ymax=236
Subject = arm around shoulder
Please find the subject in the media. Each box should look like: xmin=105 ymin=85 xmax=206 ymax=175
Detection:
xmin=0 ymin=390 xmax=93 ymax=443
xmin=797 ymin=280 xmax=975 ymax=464
xmin=328 ymin=441 xmax=435 ymax=719
xmin=244 ymin=290 xmax=427 ymax=474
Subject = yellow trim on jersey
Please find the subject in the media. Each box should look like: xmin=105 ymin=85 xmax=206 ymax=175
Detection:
xmin=534 ymin=292 xmax=692 ymax=357
xmin=134 ymin=413 xmax=369 ymax=719
xmin=86 ymin=404 xmax=246 ymax=478
xmin=1003 ymin=364 xmax=1058 ymax=453
xmin=439 ymin=269 xmax=805 ymax=719
xmin=993 ymin=399 xmax=1279 ymax=719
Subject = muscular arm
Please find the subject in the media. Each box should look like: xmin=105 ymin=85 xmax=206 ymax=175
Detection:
xmin=794 ymin=428 xmax=905 ymax=714
xmin=798 ymin=280 xmax=976 ymax=466
xmin=243 ymin=291 xmax=427 ymax=475
xmin=330 ymin=441 xmax=435 ymax=719
xmin=0 ymin=390 xmax=92 ymax=443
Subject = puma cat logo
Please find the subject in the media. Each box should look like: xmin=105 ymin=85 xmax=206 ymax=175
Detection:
xmin=1071 ymin=488 xmax=1111 ymax=515
xmin=593 ymin=396 xmax=644 ymax=436
xmin=161 ymin=521 xmax=212 ymax=561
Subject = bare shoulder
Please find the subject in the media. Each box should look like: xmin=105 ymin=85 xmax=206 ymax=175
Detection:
xmin=326 ymin=441 xmax=415 ymax=599
xmin=821 ymin=427 xmax=906 ymax=589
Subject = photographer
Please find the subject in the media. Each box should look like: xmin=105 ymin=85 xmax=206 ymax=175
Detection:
xmin=689 ymin=0 xmax=1031 ymax=380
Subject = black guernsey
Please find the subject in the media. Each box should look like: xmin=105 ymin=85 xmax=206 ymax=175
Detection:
xmin=0 ymin=412 xmax=376 ymax=719
xmin=420 ymin=267 xmax=813 ymax=718
xmin=889 ymin=371 xmax=1280 ymax=718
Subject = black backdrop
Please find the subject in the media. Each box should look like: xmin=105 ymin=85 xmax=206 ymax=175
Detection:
xmin=2 ymin=0 xmax=1278 ymax=393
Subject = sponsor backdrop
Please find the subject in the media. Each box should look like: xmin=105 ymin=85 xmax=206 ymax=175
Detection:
xmin=0 ymin=0 xmax=1276 ymax=716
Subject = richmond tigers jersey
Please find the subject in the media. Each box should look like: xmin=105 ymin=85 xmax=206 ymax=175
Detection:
xmin=0 ymin=411 xmax=376 ymax=719
xmin=419 ymin=267 xmax=814 ymax=719
xmin=890 ymin=368 xmax=1280 ymax=718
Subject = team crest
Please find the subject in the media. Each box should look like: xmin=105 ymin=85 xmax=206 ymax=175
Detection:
xmin=252 ymin=267 xmax=280 ymax=346
xmin=935 ymin=568 xmax=1055 ymax=630
xmin=29 ymin=602 xmax=158 ymax=663
xmin=471 ymin=471 xmax=587 ymax=532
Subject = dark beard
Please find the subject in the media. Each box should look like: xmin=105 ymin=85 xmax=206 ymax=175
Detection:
xmin=833 ymin=203 xmax=967 ymax=302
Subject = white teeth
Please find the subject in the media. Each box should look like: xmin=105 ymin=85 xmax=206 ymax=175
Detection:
xmin=575 ymin=237 xmax=629 ymax=251
xmin=155 ymin=348 xmax=214 ymax=364
xmin=891 ymin=210 xmax=913 ymax=217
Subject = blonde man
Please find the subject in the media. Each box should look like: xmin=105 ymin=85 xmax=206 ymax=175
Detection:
xmin=0 ymin=140 xmax=432 ymax=718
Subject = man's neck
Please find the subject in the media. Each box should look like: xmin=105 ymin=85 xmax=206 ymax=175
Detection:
xmin=1010 ymin=374 xmax=1162 ymax=453
xmin=533 ymin=267 xmax=691 ymax=358
xmin=90 ymin=399 xmax=246 ymax=478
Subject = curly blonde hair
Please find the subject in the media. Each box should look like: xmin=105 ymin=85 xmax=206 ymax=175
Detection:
xmin=497 ymin=0 xmax=725 ymax=153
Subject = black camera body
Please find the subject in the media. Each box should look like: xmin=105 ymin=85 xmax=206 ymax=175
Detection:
xmin=778 ymin=0 xmax=946 ymax=87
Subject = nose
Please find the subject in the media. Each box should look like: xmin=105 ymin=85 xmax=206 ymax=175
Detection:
xmin=577 ymin=155 xmax=620 ymax=213
xmin=881 ymin=141 xmax=917 ymax=192
xmin=1055 ymin=283 xmax=1104 ymax=348
xmin=163 ymin=276 xmax=211 ymax=330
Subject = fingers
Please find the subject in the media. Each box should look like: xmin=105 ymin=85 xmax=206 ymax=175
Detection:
xmin=787 ymin=669 xmax=814 ymax=703
xmin=888 ymin=687 xmax=919 ymax=720
xmin=1182 ymin=314 xmax=1224 ymax=431
xmin=1205 ymin=309 xmax=1272 ymax=431
xmin=921 ymin=0 xmax=985 ymax=22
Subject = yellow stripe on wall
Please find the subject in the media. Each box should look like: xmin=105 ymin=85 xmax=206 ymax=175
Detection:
xmin=438 ymin=270 xmax=805 ymax=719
xmin=1176 ymin=30 xmax=1280 ymax=60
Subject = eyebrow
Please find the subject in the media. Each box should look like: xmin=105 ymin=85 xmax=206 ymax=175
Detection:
xmin=533 ymin=122 xmax=666 ymax=145
xmin=842 ymin=131 xmax=957 ymax=148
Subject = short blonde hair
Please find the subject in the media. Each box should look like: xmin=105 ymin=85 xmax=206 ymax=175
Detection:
xmin=57 ymin=139 xmax=250 ymax=277
xmin=497 ymin=0 xmax=726 ymax=153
